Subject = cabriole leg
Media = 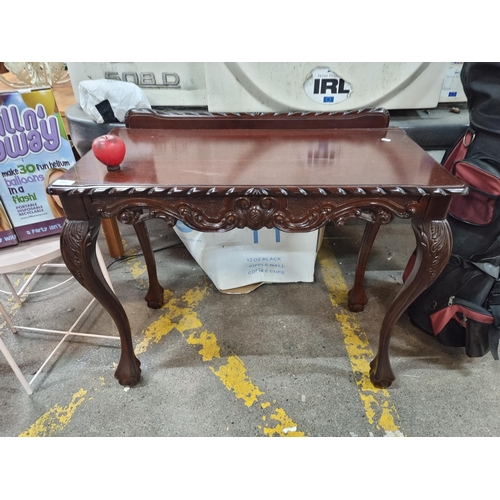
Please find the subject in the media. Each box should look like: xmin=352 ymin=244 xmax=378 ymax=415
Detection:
xmin=348 ymin=221 xmax=381 ymax=312
xmin=60 ymin=217 xmax=142 ymax=386
xmin=133 ymin=218 xmax=165 ymax=309
xmin=370 ymin=217 xmax=452 ymax=388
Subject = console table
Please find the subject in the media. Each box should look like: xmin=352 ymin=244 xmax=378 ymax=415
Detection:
xmin=47 ymin=110 xmax=467 ymax=389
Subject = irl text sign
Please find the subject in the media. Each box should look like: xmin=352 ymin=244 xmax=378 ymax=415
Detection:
xmin=304 ymin=67 xmax=353 ymax=105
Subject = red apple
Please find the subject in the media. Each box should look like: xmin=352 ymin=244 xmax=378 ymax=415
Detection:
xmin=92 ymin=134 xmax=126 ymax=170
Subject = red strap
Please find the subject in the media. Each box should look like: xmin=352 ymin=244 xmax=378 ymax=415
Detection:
xmin=454 ymin=162 xmax=500 ymax=195
xmin=443 ymin=130 xmax=475 ymax=173
xmin=430 ymin=304 xmax=494 ymax=334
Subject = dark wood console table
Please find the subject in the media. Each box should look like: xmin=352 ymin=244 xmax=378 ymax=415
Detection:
xmin=47 ymin=110 xmax=467 ymax=389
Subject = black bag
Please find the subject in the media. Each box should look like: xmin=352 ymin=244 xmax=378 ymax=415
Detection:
xmin=407 ymin=241 xmax=500 ymax=359
xmin=406 ymin=62 xmax=500 ymax=359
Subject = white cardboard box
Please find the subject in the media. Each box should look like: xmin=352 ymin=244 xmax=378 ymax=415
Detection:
xmin=174 ymin=222 xmax=323 ymax=294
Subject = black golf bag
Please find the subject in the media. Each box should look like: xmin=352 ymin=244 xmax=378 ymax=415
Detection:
xmin=406 ymin=62 xmax=500 ymax=359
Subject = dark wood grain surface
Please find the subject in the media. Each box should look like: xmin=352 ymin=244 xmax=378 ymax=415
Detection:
xmin=49 ymin=127 xmax=464 ymax=194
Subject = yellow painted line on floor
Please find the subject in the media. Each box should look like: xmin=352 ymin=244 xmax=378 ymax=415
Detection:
xmin=16 ymin=245 xmax=147 ymax=437
xmin=135 ymin=280 xmax=304 ymax=436
xmin=211 ymin=355 xmax=264 ymax=406
xmin=318 ymin=240 xmax=404 ymax=437
xmin=19 ymin=389 xmax=87 ymax=437
xmin=118 ymin=243 xmax=304 ymax=435
xmin=17 ymin=240 xmax=303 ymax=437
xmin=17 ymin=233 xmax=402 ymax=437
xmin=124 ymin=240 xmax=304 ymax=434
xmin=6 ymin=270 xmax=92 ymax=437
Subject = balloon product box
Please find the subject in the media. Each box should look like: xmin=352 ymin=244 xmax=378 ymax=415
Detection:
xmin=0 ymin=197 xmax=18 ymax=248
xmin=0 ymin=87 xmax=76 ymax=241
xmin=173 ymin=222 xmax=324 ymax=294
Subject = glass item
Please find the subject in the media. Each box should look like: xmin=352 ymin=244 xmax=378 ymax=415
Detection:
xmin=0 ymin=62 xmax=69 ymax=88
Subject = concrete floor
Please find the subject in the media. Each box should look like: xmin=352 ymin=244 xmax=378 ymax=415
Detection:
xmin=2 ymin=216 xmax=500 ymax=438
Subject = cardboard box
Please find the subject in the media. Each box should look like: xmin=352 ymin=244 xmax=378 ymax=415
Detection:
xmin=174 ymin=222 xmax=323 ymax=294
xmin=0 ymin=87 xmax=75 ymax=241
xmin=0 ymin=197 xmax=18 ymax=248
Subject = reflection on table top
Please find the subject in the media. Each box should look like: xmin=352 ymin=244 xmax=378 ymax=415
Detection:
xmin=49 ymin=127 xmax=466 ymax=195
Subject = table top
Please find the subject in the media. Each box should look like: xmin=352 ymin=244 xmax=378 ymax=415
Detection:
xmin=49 ymin=126 xmax=466 ymax=197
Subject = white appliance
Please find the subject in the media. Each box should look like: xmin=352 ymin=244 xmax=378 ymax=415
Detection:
xmin=67 ymin=62 xmax=466 ymax=112
xmin=64 ymin=62 xmax=469 ymax=157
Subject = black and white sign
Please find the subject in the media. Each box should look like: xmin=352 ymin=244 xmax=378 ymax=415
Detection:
xmin=304 ymin=67 xmax=353 ymax=104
